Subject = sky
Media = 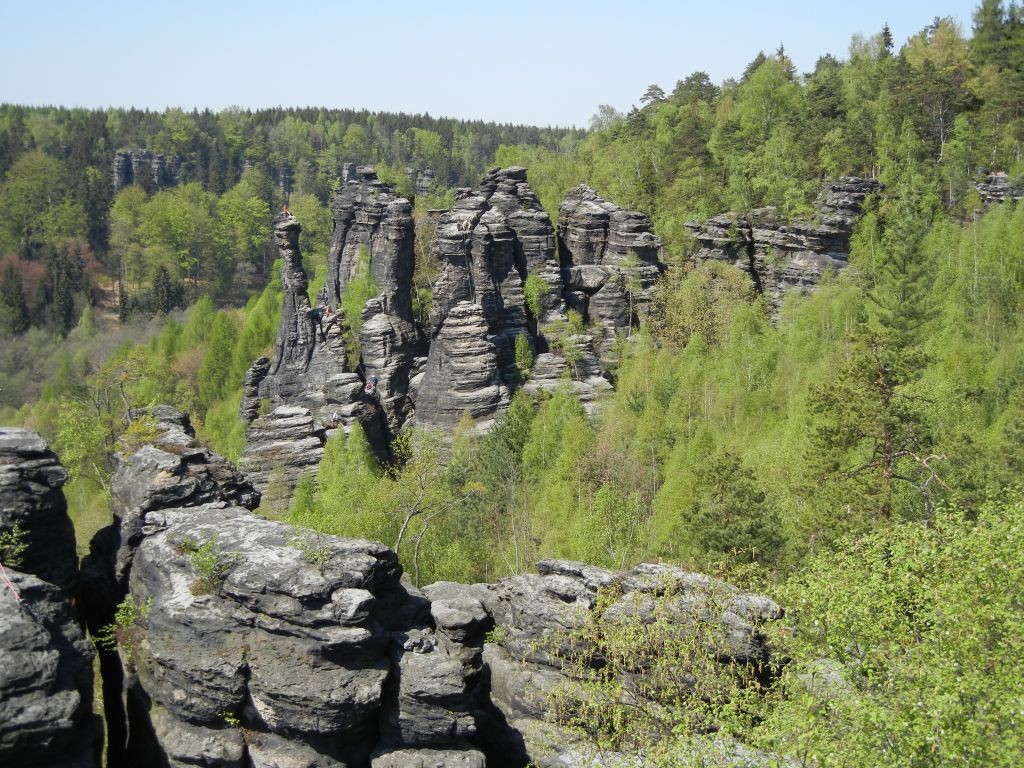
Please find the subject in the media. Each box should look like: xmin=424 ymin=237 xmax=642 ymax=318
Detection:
xmin=0 ymin=0 xmax=983 ymax=128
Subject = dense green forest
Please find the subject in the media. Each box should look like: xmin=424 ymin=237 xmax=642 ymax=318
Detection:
xmin=3 ymin=4 xmax=1024 ymax=763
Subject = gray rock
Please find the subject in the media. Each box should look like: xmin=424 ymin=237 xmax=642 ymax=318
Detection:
xmin=687 ymin=177 xmax=881 ymax=319
xmin=414 ymin=301 xmax=510 ymax=433
xmin=0 ymin=570 xmax=101 ymax=768
xmin=557 ymin=186 xmax=664 ymax=365
xmin=0 ymin=428 xmax=77 ymax=592
xmin=976 ymin=171 xmax=1024 ymax=206
xmin=370 ymin=744 xmax=486 ymax=767
xmin=416 ymin=167 xmax=562 ymax=431
xmin=127 ymin=504 xmax=404 ymax=764
xmin=380 ymin=628 xmax=475 ymax=747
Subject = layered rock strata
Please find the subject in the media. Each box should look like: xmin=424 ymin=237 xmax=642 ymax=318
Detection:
xmin=0 ymin=571 xmax=101 ymax=768
xmin=687 ymin=177 xmax=881 ymax=317
xmin=240 ymin=210 xmax=389 ymax=497
xmin=0 ymin=430 xmax=101 ymax=768
xmin=416 ymin=167 xmax=564 ymax=431
xmin=94 ymin=416 xmax=484 ymax=767
xmin=79 ymin=406 xmax=259 ymax=766
xmin=426 ymin=558 xmax=783 ymax=768
xmin=557 ymin=185 xmax=665 ymax=364
xmin=0 ymin=428 xmax=78 ymax=591
xmin=976 ymin=171 xmax=1024 ymax=206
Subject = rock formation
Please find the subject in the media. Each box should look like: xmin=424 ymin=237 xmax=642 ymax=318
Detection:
xmin=976 ymin=171 xmax=1024 ymax=206
xmin=88 ymin=417 xmax=483 ymax=767
xmin=0 ymin=571 xmax=101 ymax=768
xmin=0 ymin=428 xmax=78 ymax=592
xmin=415 ymin=167 xmax=563 ymax=432
xmin=0 ymin=429 xmax=101 ymax=768
xmin=79 ymin=406 xmax=259 ymax=766
xmin=239 ymin=208 xmax=389 ymax=499
xmin=426 ymin=558 xmax=782 ymax=767
xmin=112 ymin=150 xmax=180 ymax=193
xmin=557 ymin=185 xmax=665 ymax=364
xmin=687 ymin=177 xmax=881 ymax=317
xmin=325 ymin=166 xmax=420 ymax=434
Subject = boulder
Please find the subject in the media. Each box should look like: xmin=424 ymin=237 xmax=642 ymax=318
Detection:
xmin=0 ymin=570 xmax=101 ymax=768
xmin=0 ymin=428 xmax=77 ymax=592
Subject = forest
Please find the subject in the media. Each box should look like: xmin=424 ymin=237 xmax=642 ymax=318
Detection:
xmin=2 ymin=2 xmax=1024 ymax=765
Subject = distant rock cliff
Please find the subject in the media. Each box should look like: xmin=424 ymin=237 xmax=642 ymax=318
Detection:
xmin=686 ymin=177 xmax=881 ymax=317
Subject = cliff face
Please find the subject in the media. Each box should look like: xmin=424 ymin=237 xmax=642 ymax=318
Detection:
xmin=415 ymin=167 xmax=564 ymax=432
xmin=112 ymin=150 xmax=180 ymax=193
xmin=239 ymin=210 xmax=389 ymax=501
xmin=686 ymin=177 xmax=881 ymax=317
xmin=0 ymin=429 xmax=101 ymax=768
xmin=325 ymin=167 xmax=420 ymax=434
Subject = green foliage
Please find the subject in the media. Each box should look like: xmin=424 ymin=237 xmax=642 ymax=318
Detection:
xmin=180 ymin=536 xmax=235 ymax=596
xmin=523 ymin=274 xmax=549 ymax=319
xmin=95 ymin=595 xmax=152 ymax=667
xmin=513 ymin=331 xmax=533 ymax=381
xmin=0 ymin=524 xmax=28 ymax=568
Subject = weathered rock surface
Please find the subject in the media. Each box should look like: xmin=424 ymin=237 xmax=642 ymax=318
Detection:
xmin=116 ymin=503 xmax=476 ymax=767
xmin=112 ymin=149 xmax=180 ymax=193
xmin=0 ymin=570 xmax=101 ymax=768
xmin=426 ymin=559 xmax=783 ymax=768
xmin=0 ymin=430 xmax=99 ymax=768
xmin=414 ymin=301 xmax=510 ymax=432
xmin=78 ymin=406 xmax=260 ymax=767
xmin=976 ymin=171 xmax=1024 ymax=206
xmin=416 ymin=167 xmax=562 ymax=431
xmin=557 ymin=185 xmax=664 ymax=364
xmin=687 ymin=177 xmax=881 ymax=317
xmin=241 ymin=211 xmax=387 ymax=498
xmin=0 ymin=427 xmax=77 ymax=592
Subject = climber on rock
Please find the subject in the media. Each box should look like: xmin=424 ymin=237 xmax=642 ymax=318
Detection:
xmin=364 ymin=374 xmax=378 ymax=396
xmin=322 ymin=305 xmax=339 ymax=338
xmin=307 ymin=304 xmax=326 ymax=341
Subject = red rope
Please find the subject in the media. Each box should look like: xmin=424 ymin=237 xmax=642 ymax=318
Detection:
xmin=0 ymin=559 xmax=21 ymax=603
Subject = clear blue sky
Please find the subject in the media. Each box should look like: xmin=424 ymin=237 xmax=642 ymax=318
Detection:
xmin=0 ymin=0 xmax=982 ymax=127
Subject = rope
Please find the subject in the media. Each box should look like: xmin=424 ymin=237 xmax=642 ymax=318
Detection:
xmin=0 ymin=559 xmax=21 ymax=603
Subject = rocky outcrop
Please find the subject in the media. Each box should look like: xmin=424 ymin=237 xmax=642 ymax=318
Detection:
xmin=976 ymin=171 xmax=1024 ymax=206
xmin=0 ymin=428 xmax=77 ymax=592
xmin=79 ymin=406 xmax=260 ymax=767
xmin=416 ymin=167 xmax=562 ymax=432
xmin=557 ymin=186 xmax=664 ymax=364
xmin=414 ymin=302 xmax=510 ymax=432
xmin=241 ymin=210 xmax=388 ymax=498
xmin=687 ymin=177 xmax=881 ymax=317
xmin=0 ymin=430 xmax=100 ymax=768
xmin=521 ymin=335 xmax=612 ymax=415
xmin=0 ymin=571 xmax=101 ymax=768
xmin=110 ymin=502 xmax=482 ymax=767
xmin=426 ymin=559 xmax=782 ymax=768
xmin=112 ymin=150 xmax=180 ymax=193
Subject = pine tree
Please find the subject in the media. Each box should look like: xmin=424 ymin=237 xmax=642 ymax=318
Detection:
xmin=0 ymin=261 xmax=30 ymax=334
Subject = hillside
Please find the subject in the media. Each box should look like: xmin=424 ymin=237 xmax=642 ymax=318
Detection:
xmin=2 ymin=3 xmax=1024 ymax=767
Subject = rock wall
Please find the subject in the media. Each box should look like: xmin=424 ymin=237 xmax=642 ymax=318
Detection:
xmin=325 ymin=167 xmax=420 ymax=434
xmin=0 ymin=429 xmax=101 ymax=768
xmin=112 ymin=150 xmax=180 ymax=193
xmin=687 ymin=177 xmax=881 ymax=317
xmin=239 ymin=210 xmax=388 ymax=499
xmin=415 ymin=167 xmax=564 ymax=432
xmin=976 ymin=171 xmax=1024 ymax=206
xmin=79 ymin=407 xmax=260 ymax=767
xmin=0 ymin=428 xmax=78 ymax=592
xmin=557 ymin=185 xmax=665 ymax=365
